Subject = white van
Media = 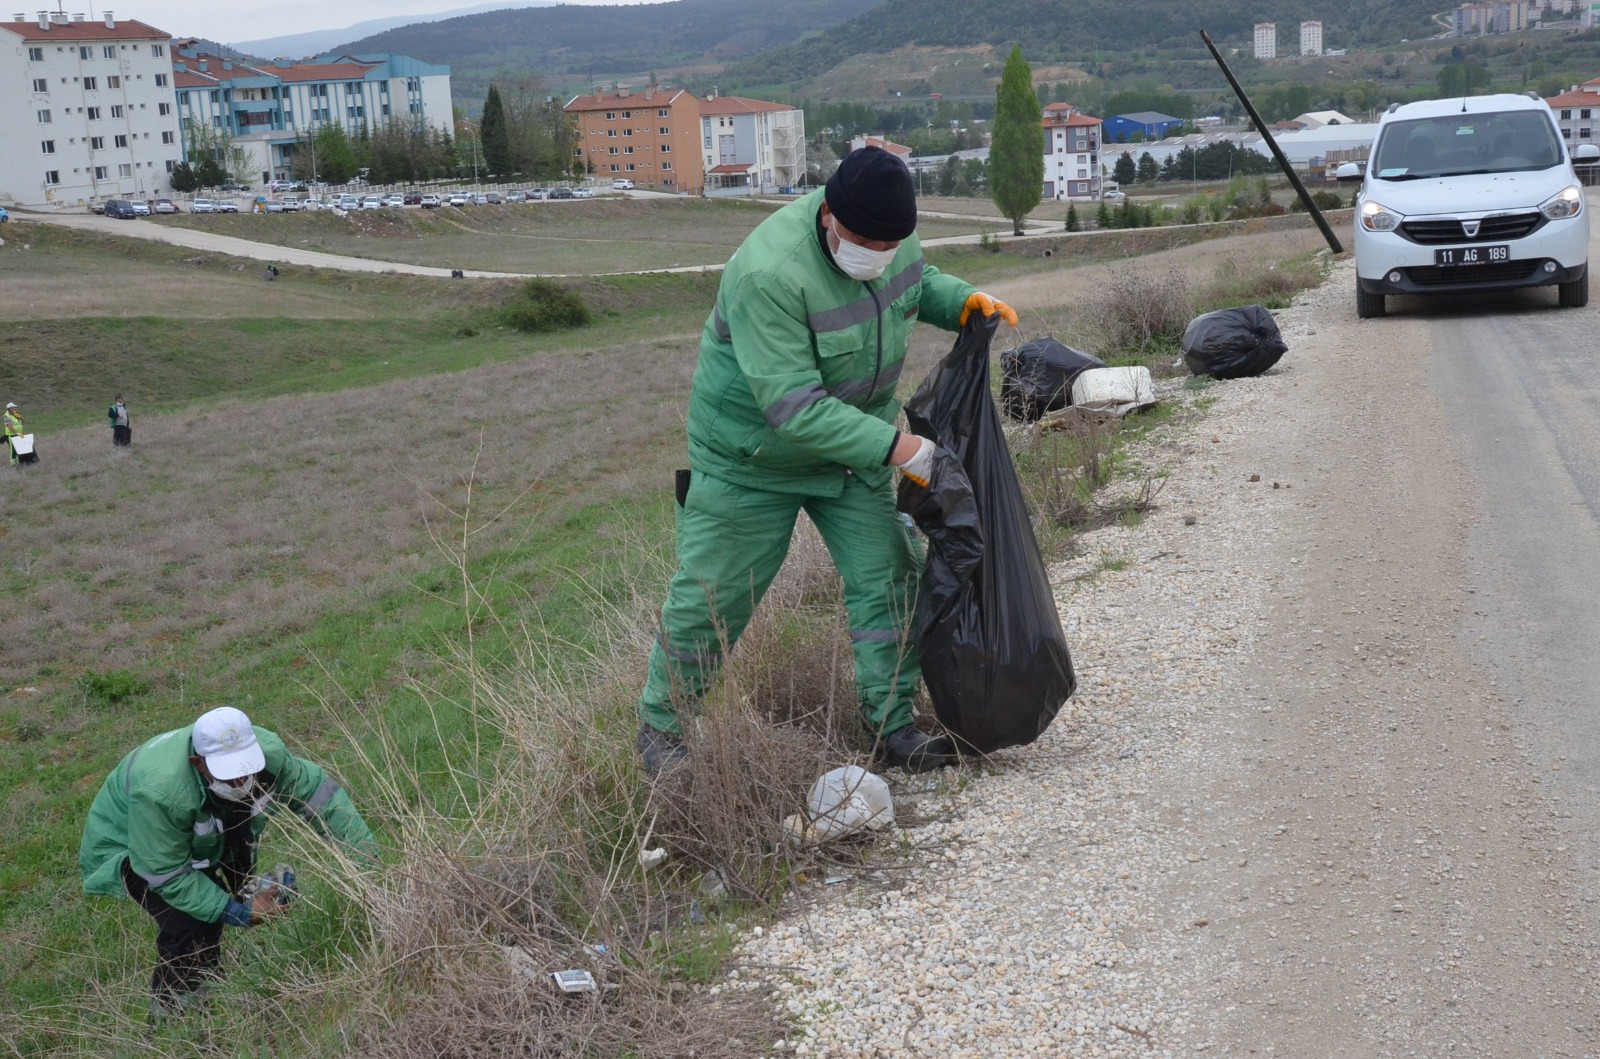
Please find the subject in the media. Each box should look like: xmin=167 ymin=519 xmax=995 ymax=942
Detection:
xmin=1344 ymin=92 xmax=1599 ymax=318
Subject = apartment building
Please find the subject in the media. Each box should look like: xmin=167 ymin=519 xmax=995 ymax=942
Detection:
xmin=564 ymin=84 xmax=703 ymax=194
xmin=1300 ymin=21 xmax=1323 ymax=56
xmin=1254 ymin=23 xmax=1277 ymax=60
xmin=1042 ymin=102 xmax=1103 ymax=201
xmin=0 ymin=12 xmax=182 ymax=207
xmin=1545 ymin=82 xmax=1600 ymax=143
xmin=173 ymin=45 xmax=452 ymax=185
xmin=700 ymin=94 xmax=806 ymax=194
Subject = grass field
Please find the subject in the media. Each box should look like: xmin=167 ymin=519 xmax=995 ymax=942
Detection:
xmin=0 ymin=215 xmax=1325 ymax=1055
xmin=150 ymin=197 xmax=991 ymax=274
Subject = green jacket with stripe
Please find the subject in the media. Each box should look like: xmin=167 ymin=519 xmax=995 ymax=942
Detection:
xmin=688 ymin=189 xmax=976 ymax=497
xmin=80 ymin=723 xmax=375 ymax=923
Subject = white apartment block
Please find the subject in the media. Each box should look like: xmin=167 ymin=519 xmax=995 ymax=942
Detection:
xmin=1452 ymin=0 xmax=1532 ymax=34
xmin=1254 ymin=23 xmax=1277 ymax=60
xmin=700 ymin=94 xmax=806 ymax=195
xmin=0 ymin=12 xmax=182 ymax=207
xmin=1041 ymin=102 xmax=1102 ymax=201
xmin=174 ymin=46 xmax=452 ymax=185
xmin=1300 ymin=21 xmax=1323 ymax=56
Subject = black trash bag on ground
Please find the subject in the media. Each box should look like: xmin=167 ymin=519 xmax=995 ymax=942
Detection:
xmin=1181 ymin=304 xmax=1288 ymax=380
xmin=1000 ymin=338 xmax=1107 ymax=421
xmin=897 ymin=316 xmax=1077 ymax=754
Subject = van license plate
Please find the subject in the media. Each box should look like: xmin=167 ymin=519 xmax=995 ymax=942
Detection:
xmin=1435 ymin=245 xmax=1509 ymax=267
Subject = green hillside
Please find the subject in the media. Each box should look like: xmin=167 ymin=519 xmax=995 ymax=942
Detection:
xmin=726 ymin=0 xmax=1442 ymax=85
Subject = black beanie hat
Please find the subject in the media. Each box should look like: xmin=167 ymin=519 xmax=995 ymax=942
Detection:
xmin=825 ymin=146 xmax=918 ymax=242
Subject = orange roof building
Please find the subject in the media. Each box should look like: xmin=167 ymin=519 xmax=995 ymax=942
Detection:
xmin=565 ymin=84 xmax=704 ymax=195
xmin=1042 ymin=103 xmax=1105 ymax=201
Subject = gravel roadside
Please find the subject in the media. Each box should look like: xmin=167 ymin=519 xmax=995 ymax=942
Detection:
xmin=724 ymin=258 xmax=1600 ymax=1057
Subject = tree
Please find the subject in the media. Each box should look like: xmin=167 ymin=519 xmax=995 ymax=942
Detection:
xmin=1065 ymin=202 xmax=1080 ymax=231
xmin=169 ymin=162 xmax=199 ymax=193
xmin=480 ymin=84 xmax=513 ymax=177
xmin=990 ymin=44 xmax=1044 ymax=236
xmin=1136 ymin=151 xmax=1160 ymax=183
xmin=1113 ymin=153 xmax=1136 ymax=186
xmin=1437 ymin=60 xmax=1492 ymax=96
xmin=182 ymin=118 xmax=250 ymax=184
xmin=304 ymin=124 xmax=360 ymax=185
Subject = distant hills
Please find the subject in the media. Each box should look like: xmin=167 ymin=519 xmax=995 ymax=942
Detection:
xmin=235 ymin=1 xmax=558 ymax=60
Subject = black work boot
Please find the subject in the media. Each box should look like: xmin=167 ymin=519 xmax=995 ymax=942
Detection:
xmin=874 ymin=726 xmax=958 ymax=773
xmin=636 ymin=724 xmax=688 ymax=775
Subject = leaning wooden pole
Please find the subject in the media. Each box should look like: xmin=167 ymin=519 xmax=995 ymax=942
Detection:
xmin=1200 ymin=29 xmax=1344 ymax=254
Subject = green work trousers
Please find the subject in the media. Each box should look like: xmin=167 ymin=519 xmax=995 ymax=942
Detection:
xmin=639 ymin=470 xmax=923 ymax=737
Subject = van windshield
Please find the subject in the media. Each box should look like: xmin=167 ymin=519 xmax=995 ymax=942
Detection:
xmin=1372 ymin=110 xmax=1564 ymax=180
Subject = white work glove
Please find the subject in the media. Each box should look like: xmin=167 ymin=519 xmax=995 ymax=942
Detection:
xmin=894 ymin=435 xmax=938 ymax=488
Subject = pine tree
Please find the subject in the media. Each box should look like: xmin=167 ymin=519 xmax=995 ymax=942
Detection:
xmin=481 ymin=85 xmax=513 ymax=178
xmin=1065 ymin=202 xmax=1080 ymax=232
xmin=1137 ymin=151 xmax=1160 ymax=183
xmin=990 ymin=44 xmax=1044 ymax=236
xmin=1113 ymin=153 xmax=1136 ymax=187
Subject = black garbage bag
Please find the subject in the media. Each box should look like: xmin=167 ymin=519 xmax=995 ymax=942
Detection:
xmin=897 ymin=316 xmax=1077 ymax=754
xmin=1000 ymin=338 xmax=1106 ymax=421
xmin=1181 ymin=304 xmax=1288 ymax=379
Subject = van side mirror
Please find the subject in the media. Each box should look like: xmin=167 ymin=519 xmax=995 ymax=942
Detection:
xmin=1334 ymin=162 xmax=1364 ymax=183
xmin=1573 ymin=144 xmax=1600 ymax=163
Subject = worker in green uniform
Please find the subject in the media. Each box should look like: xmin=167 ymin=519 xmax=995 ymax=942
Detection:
xmin=636 ymin=146 xmax=1018 ymax=774
xmin=80 ymin=706 xmax=377 ymax=1017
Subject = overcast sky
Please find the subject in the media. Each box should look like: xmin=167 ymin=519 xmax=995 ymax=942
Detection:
xmin=89 ymin=2 xmax=658 ymax=46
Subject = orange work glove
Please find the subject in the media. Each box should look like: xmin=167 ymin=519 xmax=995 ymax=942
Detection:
xmin=959 ymin=291 xmax=1019 ymax=327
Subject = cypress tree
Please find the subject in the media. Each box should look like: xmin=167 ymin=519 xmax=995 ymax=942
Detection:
xmin=481 ymin=85 xmax=512 ymax=178
xmin=990 ymin=44 xmax=1044 ymax=236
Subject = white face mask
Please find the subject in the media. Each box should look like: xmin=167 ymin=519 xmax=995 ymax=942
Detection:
xmin=209 ymin=775 xmax=271 ymax=815
xmin=829 ymin=224 xmax=898 ymax=281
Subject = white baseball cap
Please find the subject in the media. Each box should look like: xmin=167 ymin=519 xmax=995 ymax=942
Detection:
xmin=4 ymin=403 xmax=15 ymax=409
xmin=192 ymin=706 xmax=266 ymax=780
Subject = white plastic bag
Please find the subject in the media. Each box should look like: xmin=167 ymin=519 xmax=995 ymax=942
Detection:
xmin=804 ymin=766 xmax=894 ymax=839
xmin=1069 ymin=366 xmax=1155 ymax=417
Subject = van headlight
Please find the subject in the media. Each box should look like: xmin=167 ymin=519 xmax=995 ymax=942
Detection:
xmin=1541 ymin=185 xmax=1584 ymax=220
xmin=1360 ymin=199 xmax=1402 ymax=232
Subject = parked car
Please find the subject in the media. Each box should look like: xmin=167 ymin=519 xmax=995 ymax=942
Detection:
xmin=1345 ymin=92 xmax=1598 ymax=318
xmin=384 ymin=193 xmax=405 ymax=208
xmin=526 ymin=188 xmax=549 ymax=200
xmin=149 ymin=198 xmax=180 ymax=214
xmin=0 ymin=205 xmax=8 ymax=222
xmin=128 ymin=200 xmax=151 ymax=216
xmin=448 ymin=191 xmax=469 ymax=206
xmin=359 ymin=195 xmax=384 ymax=210
xmin=547 ymin=187 xmax=574 ymax=200
xmin=419 ymin=194 xmax=442 ymax=209
xmin=280 ymin=197 xmax=304 ymax=212
xmin=215 ymin=199 xmax=240 ymax=213
xmin=571 ymin=187 xmax=593 ymax=199
xmin=266 ymin=179 xmax=296 ymax=192
xmin=403 ymin=192 xmax=423 ymax=205
xmin=331 ymin=193 xmax=361 ymax=210
xmin=611 ymin=178 xmax=634 ymax=191
xmin=262 ymin=199 xmax=285 ymax=214
xmin=190 ymin=198 xmax=216 ymax=214
xmin=104 ymin=199 xmax=138 ymax=219
xmin=483 ymin=192 xmax=503 ymax=205
xmin=1101 ymin=189 xmax=1126 ymax=201
xmin=506 ymin=190 xmax=526 ymax=203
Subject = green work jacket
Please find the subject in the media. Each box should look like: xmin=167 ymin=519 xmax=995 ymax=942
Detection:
xmin=687 ymin=189 xmax=976 ymax=497
xmin=80 ymin=723 xmax=375 ymax=923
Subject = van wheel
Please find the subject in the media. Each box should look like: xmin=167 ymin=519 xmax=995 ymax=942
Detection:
xmin=1356 ymin=285 xmax=1387 ymax=319
xmin=1559 ymin=271 xmax=1589 ymax=308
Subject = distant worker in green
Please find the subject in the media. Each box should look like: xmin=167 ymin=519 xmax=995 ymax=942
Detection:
xmin=80 ymin=707 xmax=377 ymax=1017
xmin=108 ymin=394 xmax=131 ymax=447
xmin=4 ymin=401 xmax=24 ymax=466
xmin=635 ymin=146 xmax=1018 ymax=775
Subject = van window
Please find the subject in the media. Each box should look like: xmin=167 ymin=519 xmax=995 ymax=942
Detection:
xmin=1372 ymin=110 xmax=1563 ymax=180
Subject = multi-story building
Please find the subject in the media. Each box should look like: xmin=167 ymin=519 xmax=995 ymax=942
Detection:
xmin=1041 ymin=102 xmax=1102 ymax=201
xmin=564 ymin=84 xmax=703 ymax=194
xmin=1545 ymin=83 xmax=1600 ymax=144
xmin=0 ymin=12 xmax=182 ymax=207
xmin=173 ymin=45 xmax=452 ymax=186
xmin=701 ymin=94 xmax=806 ymax=194
xmin=1453 ymin=0 xmax=1533 ymax=34
xmin=1300 ymin=21 xmax=1323 ymax=56
xmin=1254 ymin=23 xmax=1277 ymax=60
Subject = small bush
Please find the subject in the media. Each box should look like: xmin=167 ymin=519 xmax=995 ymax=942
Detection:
xmin=1076 ymin=264 xmax=1196 ymax=359
xmin=77 ymin=668 xmax=151 ymax=709
xmin=501 ymin=279 xmax=592 ymax=334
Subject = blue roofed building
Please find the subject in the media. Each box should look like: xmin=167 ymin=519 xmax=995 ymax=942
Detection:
xmin=1102 ymin=112 xmax=1186 ymax=144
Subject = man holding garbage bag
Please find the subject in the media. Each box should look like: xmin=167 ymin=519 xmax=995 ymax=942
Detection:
xmin=636 ymin=146 xmax=1017 ymax=774
xmin=80 ymin=706 xmax=376 ymax=1018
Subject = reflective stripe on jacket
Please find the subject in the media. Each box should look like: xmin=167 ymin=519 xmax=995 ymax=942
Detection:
xmin=79 ymin=723 xmax=375 ymax=923
xmin=686 ymin=189 xmax=975 ymax=497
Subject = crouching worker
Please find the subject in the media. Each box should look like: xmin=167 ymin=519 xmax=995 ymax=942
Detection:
xmin=79 ymin=706 xmax=377 ymax=1018
xmin=635 ymin=146 xmax=1017 ymax=775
